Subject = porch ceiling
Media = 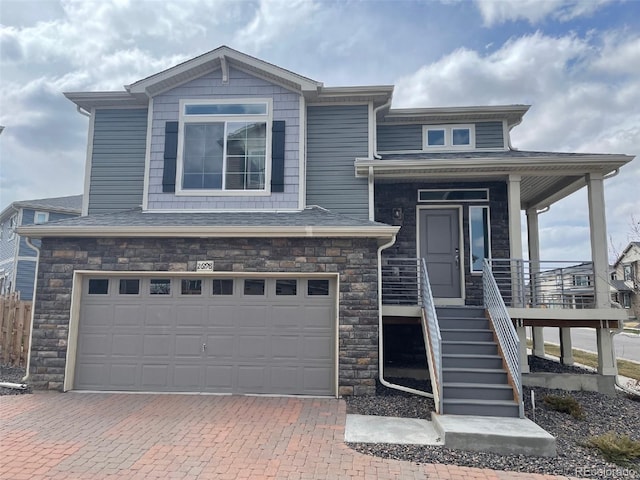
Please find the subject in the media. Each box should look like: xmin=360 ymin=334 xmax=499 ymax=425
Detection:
xmin=357 ymin=151 xmax=633 ymax=210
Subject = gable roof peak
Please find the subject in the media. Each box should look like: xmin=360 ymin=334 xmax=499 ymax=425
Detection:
xmin=126 ymin=45 xmax=323 ymax=98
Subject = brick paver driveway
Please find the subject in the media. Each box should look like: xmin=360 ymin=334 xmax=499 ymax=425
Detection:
xmin=1 ymin=392 xmax=577 ymax=479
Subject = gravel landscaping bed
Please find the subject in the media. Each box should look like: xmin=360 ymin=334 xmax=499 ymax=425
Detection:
xmin=346 ymin=368 xmax=640 ymax=479
xmin=0 ymin=365 xmax=31 ymax=396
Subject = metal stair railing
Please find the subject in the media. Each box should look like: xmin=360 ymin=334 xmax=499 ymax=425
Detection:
xmin=420 ymin=258 xmax=443 ymax=414
xmin=483 ymin=259 xmax=524 ymax=418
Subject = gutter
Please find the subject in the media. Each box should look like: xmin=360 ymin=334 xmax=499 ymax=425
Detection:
xmin=21 ymin=236 xmax=40 ymax=384
xmin=377 ymin=235 xmax=434 ymax=399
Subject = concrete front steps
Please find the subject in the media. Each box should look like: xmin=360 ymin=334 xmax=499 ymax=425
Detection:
xmin=437 ymin=306 xmax=520 ymax=418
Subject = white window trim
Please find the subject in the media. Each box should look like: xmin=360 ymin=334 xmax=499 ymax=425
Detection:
xmin=34 ymin=211 xmax=49 ymax=224
xmin=8 ymin=214 xmax=18 ymax=240
xmin=418 ymin=188 xmax=489 ymax=203
xmin=469 ymin=205 xmax=491 ymax=274
xmin=422 ymin=124 xmax=475 ymax=151
xmin=175 ymin=98 xmax=273 ymax=197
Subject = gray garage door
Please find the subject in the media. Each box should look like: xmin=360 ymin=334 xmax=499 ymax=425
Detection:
xmin=74 ymin=275 xmax=336 ymax=395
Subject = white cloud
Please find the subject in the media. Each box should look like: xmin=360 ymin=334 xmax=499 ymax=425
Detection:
xmin=474 ymin=0 xmax=614 ymax=26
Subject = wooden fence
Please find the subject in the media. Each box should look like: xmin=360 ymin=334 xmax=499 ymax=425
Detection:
xmin=0 ymin=293 xmax=32 ymax=367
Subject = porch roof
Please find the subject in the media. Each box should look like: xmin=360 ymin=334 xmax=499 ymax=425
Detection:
xmin=355 ymin=150 xmax=634 ymax=210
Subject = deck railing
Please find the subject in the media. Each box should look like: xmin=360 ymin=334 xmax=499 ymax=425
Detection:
xmin=381 ymin=257 xmax=421 ymax=305
xmin=420 ymin=258 xmax=443 ymax=414
xmin=483 ymin=259 xmax=523 ymax=418
xmin=488 ymin=259 xmax=596 ymax=309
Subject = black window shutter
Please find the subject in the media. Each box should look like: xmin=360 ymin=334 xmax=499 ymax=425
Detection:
xmin=162 ymin=121 xmax=179 ymax=193
xmin=271 ymin=120 xmax=285 ymax=193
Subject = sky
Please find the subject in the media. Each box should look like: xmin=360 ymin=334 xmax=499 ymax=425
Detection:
xmin=0 ymin=0 xmax=639 ymax=262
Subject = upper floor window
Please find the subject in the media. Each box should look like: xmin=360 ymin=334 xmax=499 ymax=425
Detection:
xmin=177 ymin=99 xmax=271 ymax=193
xmin=423 ymin=124 xmax=475 ymax=151
xmin=623 ymin=264 xmax=634 ymax=281
xmin=572 ymin=274 xmax=591 ymax=287
xmin=8 ymin=215 xmax=17 ymax=241
xmin=34 ymin=211 xmax=48 ymax=224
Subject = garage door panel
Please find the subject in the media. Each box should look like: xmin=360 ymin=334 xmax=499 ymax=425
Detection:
xmin=237 ymin=306 xmax=268 ymax=327
xmin=76 ymin=275 xmax=335 ymax=395
xmin=141 ymin=364 xmax=169 ymax=387
xmin=173 ymin=365 xmax=201 ymax=388
xmin=82 ymin=304 xmax=113 ymax=327
xmin=204 ymin=365 xmax=233 ymax=390
xmin=113 ymin=305 xmax=143 ymax=326
xmin=237 ymin=366 xmax=267 ymax=391
xmin=175 ymin=335 xmax=203 ymax=357
xmin=143 ymin=335 xmax=171 ymax=356
xmin=110 ymin=364 xmax=137 ymax=387
xmin=176 ymin=305 xmax=205 ymax=327
xmin=111 ymin=334 xmax=141 ymax=356
xmin=205 ymin=334 xmax=235 ymax=358
xmin=208 ymin=305 xmax=236 ymax=326
xmin=271 ymin=335 xmax=300 ymax=359
xmin=237 ymin=335 xmax=267 ymax=358
xmin=271 ymin=305 xmax=301 ymax=328
xmin=79 ymin=333 xmax=110 ymax=356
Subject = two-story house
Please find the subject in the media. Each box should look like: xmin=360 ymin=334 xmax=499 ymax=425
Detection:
xmin=612 ymin=242 xmax=640 ymax=320
xmin=0 ymin=195 xmax=82 ymax=300
xmin=19 ymin=47 xmax=634 ymax=418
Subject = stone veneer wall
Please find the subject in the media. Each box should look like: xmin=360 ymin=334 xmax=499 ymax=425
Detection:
xmin=29 ymin=237 xmax=379 ymax=395
xmin=375 ymin=181 xmax=510 ymax=305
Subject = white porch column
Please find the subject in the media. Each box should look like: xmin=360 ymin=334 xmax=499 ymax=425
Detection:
xmin=559 ymin=328 xmax=574 ymax=365
xmin=517 ymin=325 xmax=530 ymax=373
xmin=596 ymin=328 xmax=617 ymax=375
xmin=587 ymin=173 xmax=610 ymax=309
xmin=527 ymin=208 xmax=545 ymax=357
xmin=532 ymin=327 xmax=545 ymax=357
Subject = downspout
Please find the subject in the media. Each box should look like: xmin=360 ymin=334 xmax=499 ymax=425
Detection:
xmin=76 ymin=106 xmax=91 ymax=118
xmin=377 ymin=235 xmax=434 ymax=398
xmin=373 ymin=98 xmax=392 ymax=159
xmin=22 ymin=236 xmax=40 ymax=383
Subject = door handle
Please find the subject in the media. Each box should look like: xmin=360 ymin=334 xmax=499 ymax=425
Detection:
xmin=202 ymin=343 xmax=207 ymax=353
xmin=455 ymin=248 xmax=460 ymax=267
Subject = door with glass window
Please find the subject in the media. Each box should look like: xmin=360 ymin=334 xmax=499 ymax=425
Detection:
xmin=419 ymin=208 xmax=462 ymax=299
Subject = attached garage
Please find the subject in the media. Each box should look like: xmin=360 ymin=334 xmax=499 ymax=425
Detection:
xmin=70 ymin=274 xmax=337 ymax=396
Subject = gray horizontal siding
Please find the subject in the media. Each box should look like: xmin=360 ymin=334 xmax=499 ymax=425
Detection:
xmin=88 ymin=109 xmax=148 ymax=214
xmin=15 ymin=259 xmax=36 ymax=300
xmin=377 ymin=124 xmax=422 ymax=151
xmin=377 ymin=121 xmax=505 ymax=151
xmin=476 ymin=122 xmax=504 ymax=149
xmin=306 ymin=105 xmax=369 ymax=218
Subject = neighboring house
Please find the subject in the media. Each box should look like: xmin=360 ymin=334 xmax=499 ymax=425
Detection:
xmin=612 ymin=242 xmax=640 ymax=320
xmin=19 ymin=47 xmax=634 ymax=416
xmin=0 ymin=195 xmax=82 ymax=300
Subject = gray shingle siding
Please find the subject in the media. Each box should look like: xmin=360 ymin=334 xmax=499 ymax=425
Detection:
xmin=15 ymin=259 xmax=36 ymax=300
xmin=377 ymin=124 xmax=422 ymax=151
xmin=88 ymin=108 xmax=148 ymax=214
xmin=306 ymin=105 xmax=369 ymax=219
xmin=377 ymin=121 xmax=505 ymax=151
xmin=476 ymin=121 xmax=504 ymax=149
xmin=146 ymin=67 xmax=300 ymax=210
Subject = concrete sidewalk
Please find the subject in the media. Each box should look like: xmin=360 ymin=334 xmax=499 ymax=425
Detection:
xmin=0 ymin=392 xmax=576 ymax=479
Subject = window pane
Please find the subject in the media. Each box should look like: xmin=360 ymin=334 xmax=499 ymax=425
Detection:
xmin=470 ymin=207 xmax=490 ymax=272
xmin=34 ymin=212 xmax=48 ymax=224
xmin=276 ymin=279 xmax=297 ymax=296
xmin=150 ymin=279 xmax=171 ymax=295
xmin=181 ymin=279 xmax=202 ymax=295
xmin=419 ymin=190 xmax=488 ymax=202
xmin=308 ymin=279 xmax=329 ymax=296
xmin=213 ymin=279 xmax=234 ymax=295
xmin=185 ymin=103 xmax=267 ymax=115
xmin=88 ymin=279 xmax=109 ymax=295
xmin=119 ymin=279 xmax=140 ymax=295
xmin=182 ymin=123 xmax=224 ymax=190
xmin=452 ymin=128 xmax=470 ymax=145
xmin=427 ymin=129 xmax=445 ymax=146
xmin=225 ymin=122 xmax=266 ymax=190
xmin=244 ymin=279 xmax=265 ymax=295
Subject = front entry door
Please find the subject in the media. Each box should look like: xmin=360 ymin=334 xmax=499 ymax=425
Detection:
xmin=419 ymin=208 xmax=461 ymax=299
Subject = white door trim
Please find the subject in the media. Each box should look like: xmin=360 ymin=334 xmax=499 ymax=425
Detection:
xmin=416 ymin=205 xmax=465 ymax=305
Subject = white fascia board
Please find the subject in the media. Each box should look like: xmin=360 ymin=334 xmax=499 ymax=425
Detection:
xmin=17 ymin=225 xmax=400 ymax=239
xmin=127 ymin=46 xmax=321 ymax=95
xmin=64 ymin=92 xmax=146 ymax=110
xmin=354 ymin=155 xmax=633 ymax=176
